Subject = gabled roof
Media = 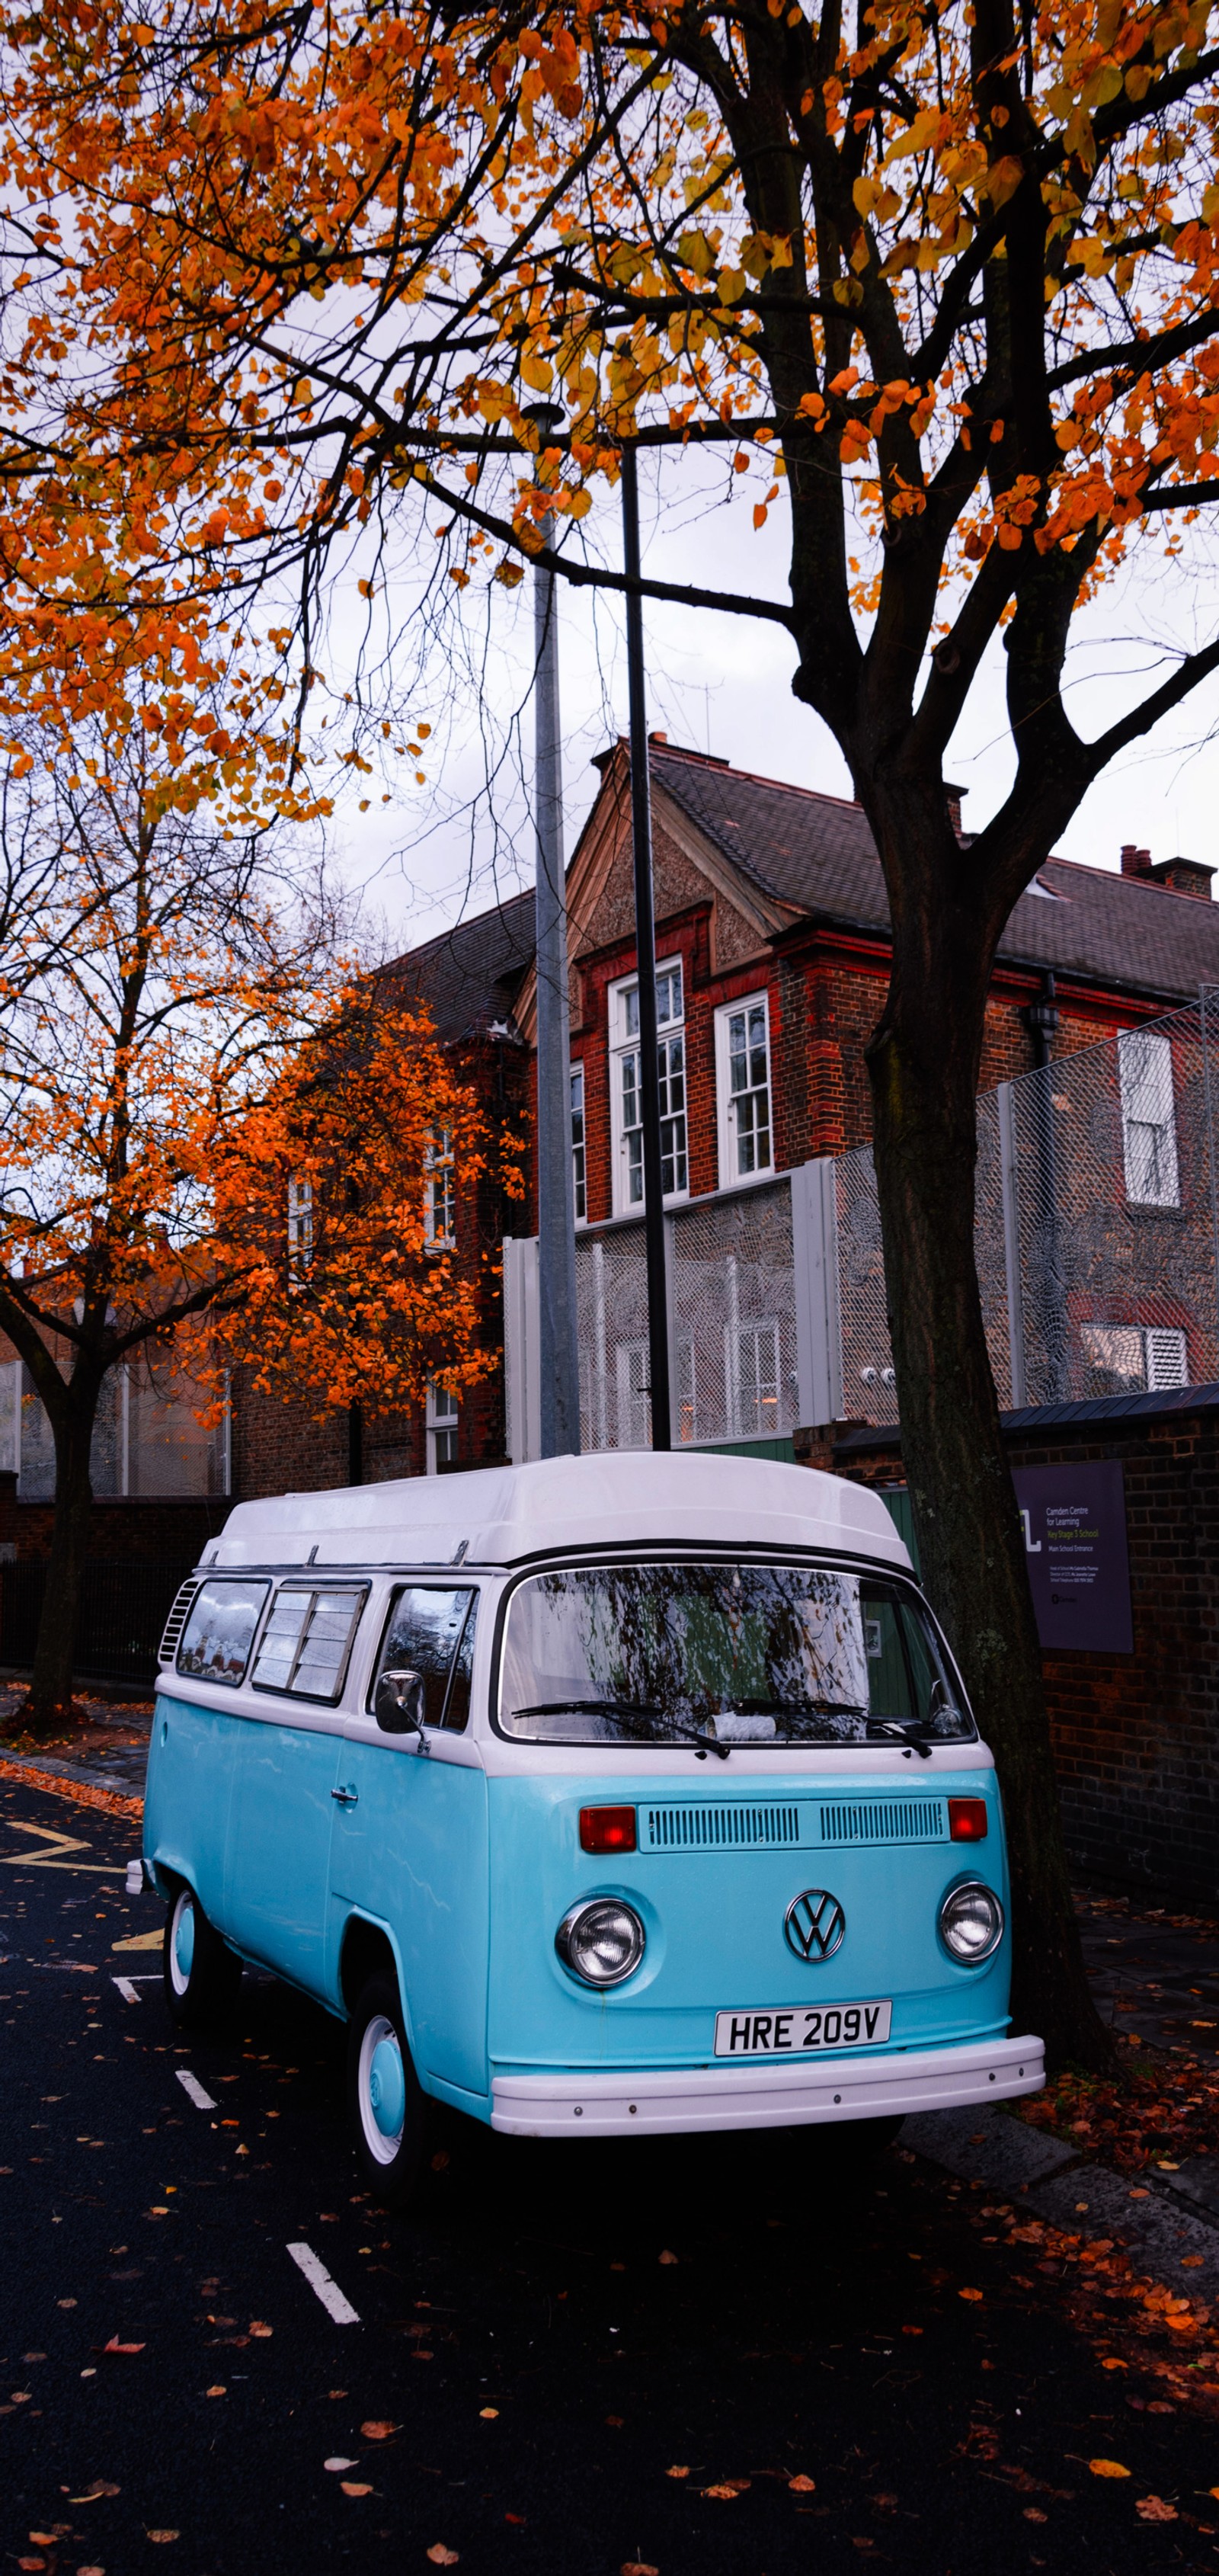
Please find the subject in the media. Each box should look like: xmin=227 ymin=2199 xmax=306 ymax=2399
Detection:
xmin=387 ymin=742 xmax=1219 ymax=1025
xmin=652 ymin=744 xmax=1219 ymax=1004
xmin=384 ymin=887 xmax=535 ymax=1040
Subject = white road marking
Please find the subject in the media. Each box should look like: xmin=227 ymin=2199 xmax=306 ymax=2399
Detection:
xmin=286 ymin=2242 xmax=360 ymax=2326
xmin=176 ymin=2069 xmax=217 ymax=2111
xmin=126 ymin=1860 xmax=145 ymax=1894
xmin=113 ymin=1977 xmax=140 ymax=2004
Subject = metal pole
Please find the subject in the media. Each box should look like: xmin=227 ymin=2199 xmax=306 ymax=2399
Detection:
xmin=620 ymin=444 xmax=671 ymax=1450
xmin=526 ymin=405 xmax=581 ymax=1459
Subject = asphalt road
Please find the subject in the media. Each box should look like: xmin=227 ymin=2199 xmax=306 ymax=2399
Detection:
xmin=3 ymin=1772 xmax=1218 ymax=2576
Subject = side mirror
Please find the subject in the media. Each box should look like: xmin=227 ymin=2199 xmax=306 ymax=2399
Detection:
xmin=374 ymin=1667 xmax=427 ymax=1737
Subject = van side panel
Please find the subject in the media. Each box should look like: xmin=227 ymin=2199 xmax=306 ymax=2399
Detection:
xmin=143 ymin=1692 xmax=241 ymax=1936
xmin=329 ymin=1747 xmax=490 ymax=2098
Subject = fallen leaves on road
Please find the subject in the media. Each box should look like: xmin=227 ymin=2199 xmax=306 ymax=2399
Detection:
xmin=324 ymin=2458 xmax=356 ymax=2473
xmin=789 ymin=2475 xmax=817 ymax=2493
xmin=205 ymin=2385 xmax=226 ymax=2398
xmin=1136 ymin=2497 xmax=1179 ymax=2520
xmin=958 ymin=2288 xmax=983 ymax=2302
xmin=69 ymin=2483 xmax=119 ymax=2503
xmin=341 ymin=2483 xmax=373 ymax=2498
xmin=657 ymin=2250 xmax=678 ymax=2265
xmin=703 ymin=2481 xmax=750 ymax=2499
xmin=1089 ymin=2459 xmax=1131 ymax=2478
xmin=621 ymin=2563 xmax=659 ymax=2575
xmin=101 ymin=2337 xmax=144 ymax=2356
xmin=248 ymin=2321 xmax=273 ymax=2338
xmin=360 ymin=2421 xmax=397 ymax=2440
xmin=665 ymin=2466 xmax=689 ymax=2480
xmin=146 ymin=2531 xmax=179 ymax=2544
xmin=478 ymin=2408 xmax=499 ymax=2420
xmin=426 ymin=2549 xmax=459 ymax=2567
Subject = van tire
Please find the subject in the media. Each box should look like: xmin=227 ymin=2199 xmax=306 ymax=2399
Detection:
xmin=347 ymin=1970 xmax=427 ymax=2209
xmin=163 ymin=1882 xmax=242 ymax=2027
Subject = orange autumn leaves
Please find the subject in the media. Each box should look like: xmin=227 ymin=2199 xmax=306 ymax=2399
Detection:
xmin=0 ymin=0 xmax=1216 ymax=646
xmin=197 ymin=987 xmax=517 ymax=1421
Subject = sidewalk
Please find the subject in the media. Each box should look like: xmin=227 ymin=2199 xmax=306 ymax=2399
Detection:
xmin=0 ymin=1687 xmax=152 ymax=1799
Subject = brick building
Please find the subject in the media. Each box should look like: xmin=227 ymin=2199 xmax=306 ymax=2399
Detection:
xmin=231 ymin=734 xmax=1219 ymax=1493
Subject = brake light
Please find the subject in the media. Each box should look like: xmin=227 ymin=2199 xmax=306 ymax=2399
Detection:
xmin=579 ymin=1805 xmax=637 ymax=1854
xmin=949 ymin=1797 xmax=988 ymax=1843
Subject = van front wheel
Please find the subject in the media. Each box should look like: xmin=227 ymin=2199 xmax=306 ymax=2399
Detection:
xmin=347 ymin=1972 xmax=427 ymax=2208
xmin=163 ymin=1884 xmax=242 ymax=2027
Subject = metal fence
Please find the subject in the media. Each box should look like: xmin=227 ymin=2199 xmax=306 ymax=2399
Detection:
xmin=0 ymin=1558 xmax=196 ymax=1687
xmin=504 ymin=989 xmax=1219 ymax=1453
xmin=833 ymin=991 xmax=1219 ymax=1427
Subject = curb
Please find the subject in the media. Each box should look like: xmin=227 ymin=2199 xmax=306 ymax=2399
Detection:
xmin=0 ymin=1750 xmax=144 ymax=1818
xmin=903 ymin=2104 xmax=1219 ymax=2305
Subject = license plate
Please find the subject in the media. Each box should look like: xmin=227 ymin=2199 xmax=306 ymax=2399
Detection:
xmin=714 ymin=2000 xmax=892 ymax=2057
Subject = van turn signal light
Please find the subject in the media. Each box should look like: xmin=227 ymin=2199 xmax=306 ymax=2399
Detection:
xmin=948 ymin=1797 xmax=988 ymax=1843
xmin=579 ymin=1805 xmax=637 ymax=1854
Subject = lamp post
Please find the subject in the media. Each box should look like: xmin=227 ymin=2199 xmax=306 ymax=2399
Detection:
xmin=523 ymin=402 xmax=581 ymax=1458
xmin=620 ymin=443 xmax=671 ymax=1450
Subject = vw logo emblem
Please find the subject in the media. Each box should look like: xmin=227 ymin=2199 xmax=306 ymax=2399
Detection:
xmin=784 ymin=1888 xmax=846 ymax=1963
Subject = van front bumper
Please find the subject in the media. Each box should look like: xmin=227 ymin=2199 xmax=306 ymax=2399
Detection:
xmin=490 ymin=2033 xmax=1043 ymax=2137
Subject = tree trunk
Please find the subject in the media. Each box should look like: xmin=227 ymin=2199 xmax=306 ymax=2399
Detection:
xmin=21 ymin=1404 xmax=96 ymax=1738
xmin=864 ymin=799 xmax=1112 ymax=2073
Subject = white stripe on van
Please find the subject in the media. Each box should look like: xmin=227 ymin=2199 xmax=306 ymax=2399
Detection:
xmin=287 ymin=2241 xmax=360 ymax=2326
xmin=176 ymin=2068 xmax=217 ymax=2111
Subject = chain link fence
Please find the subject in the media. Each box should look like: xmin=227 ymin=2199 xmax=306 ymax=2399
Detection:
xmin=833 ymin=991 xmax=1219 ymax=1427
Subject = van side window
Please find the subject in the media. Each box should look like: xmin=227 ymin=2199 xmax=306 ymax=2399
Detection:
xmin=251 ymin=1585 xmax=366 ymax=1702
xmin=371 ymin=1586 xmax=478 ymax=1732
xmin=177 ymin=1579 xmax=270 ymax=1687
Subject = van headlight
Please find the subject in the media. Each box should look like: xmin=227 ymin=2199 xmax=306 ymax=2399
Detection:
xmin=556 ymin=1898 xmax=646 ymax=1988
xmin=938 ymin=1879 xmax=1004 ymax=1963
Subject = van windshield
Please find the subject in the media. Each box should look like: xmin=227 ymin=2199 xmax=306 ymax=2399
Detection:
xmin=498 ymin=1562 xmax=974 ymax=1749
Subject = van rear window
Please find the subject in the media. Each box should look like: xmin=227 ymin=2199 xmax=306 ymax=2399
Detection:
xmin=176 ymin=1579 xmax=270 ymax=1687
xmin=251 ymin=1586 xmax=366 ymax=1702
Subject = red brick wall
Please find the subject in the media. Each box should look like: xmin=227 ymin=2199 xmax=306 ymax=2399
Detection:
xmin=820 ymin=1405 xmax=1219 ymax=1906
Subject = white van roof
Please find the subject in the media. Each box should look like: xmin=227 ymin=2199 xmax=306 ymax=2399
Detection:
xmin=206 ymin=1450 xmax=911 ymax=1575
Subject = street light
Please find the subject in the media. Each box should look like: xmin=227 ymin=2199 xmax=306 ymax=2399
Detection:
xmin=522 ymin=401 xmax=581 ymax=1459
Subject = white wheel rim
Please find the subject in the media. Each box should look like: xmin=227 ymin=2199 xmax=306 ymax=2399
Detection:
xmin=168 ymin=1890 xmax=194 ymax=1998
xmin=357 ymin=2012 xmax=405 ymax=2165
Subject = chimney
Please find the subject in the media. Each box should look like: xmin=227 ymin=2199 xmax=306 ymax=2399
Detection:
xmin=1148 ymin=854 xmax=1217 ymax=902
xmin=1121 ymin=842 xmax=1153 ymax=878
xmin=945 ymin=780 xmax=965 ymax=838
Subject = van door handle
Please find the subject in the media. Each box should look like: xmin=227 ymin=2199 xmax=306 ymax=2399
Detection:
xmin=331 ymin=1785 xmax=359 ymax=1806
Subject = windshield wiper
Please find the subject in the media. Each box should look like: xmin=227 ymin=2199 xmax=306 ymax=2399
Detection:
xmin=511 ymin=1700 xmax=730 ymax=1761
xmin=866 ymin=1716 xmax=936 ymax=1761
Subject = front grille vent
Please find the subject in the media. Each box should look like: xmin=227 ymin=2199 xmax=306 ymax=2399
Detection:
xmin=158 ymin=1578 xmax=200 ymax=1667
xmin=819 ymin=1799 xmax=945 ymax=1847
xmin=643 ymin=1803 xmax=804 ymax=1852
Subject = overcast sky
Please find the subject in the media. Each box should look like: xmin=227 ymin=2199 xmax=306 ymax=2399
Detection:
xmin=315 ymin=447 xmax=1219 ymax=960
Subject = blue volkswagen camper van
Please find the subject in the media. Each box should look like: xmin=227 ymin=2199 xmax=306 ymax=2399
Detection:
xmin=143 ymin=1453 xmax=1043 ymax=2203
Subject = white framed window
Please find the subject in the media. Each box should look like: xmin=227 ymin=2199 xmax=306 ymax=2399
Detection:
xmin=426 ymin=1378 xmax=459 ymax=1474
xmin=1081 ymin=1322 xmax=1188 ymax=1392
xmin=1118 ymin=1027 xmax=1179 ymax=1208
xmin=424 ymin=1126 xmax=456 ymax=1246
xmin=287 ymin=1176 xmax=313 ymax=1286
xmin=609 ymin=959 xmax=688 ymax=1217
xmin=727 ymin=1319 xmax=780 ymax=1439
xmin=715 ymin=994 xmax=773 ymax=1187
xmin=571 ymin=1062 xmax=587 ymax=1224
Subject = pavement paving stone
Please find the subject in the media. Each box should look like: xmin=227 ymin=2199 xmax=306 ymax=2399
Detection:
xmin=901 ymin=2103 xmax=1080 ymax=2189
